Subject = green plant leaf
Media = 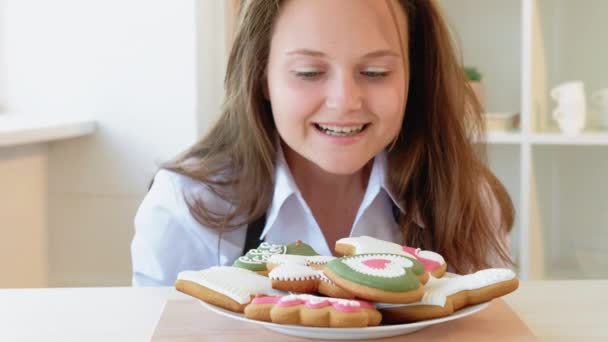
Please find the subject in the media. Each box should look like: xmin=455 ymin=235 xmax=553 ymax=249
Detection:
xmin=464 ymin=66 xmax=482 ymax=81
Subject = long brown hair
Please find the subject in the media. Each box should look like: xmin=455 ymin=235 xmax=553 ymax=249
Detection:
xmin=162 ymin=0 xmax=515 ymax=273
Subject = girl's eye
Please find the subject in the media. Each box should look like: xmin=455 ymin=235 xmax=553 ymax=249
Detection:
xmin=361 ymin=70 xmax=390 ymax=79
xmin=294 ymin=71 xmax=324 ymax=80
xmin=292 ymin=70 xmax=390 ymax=80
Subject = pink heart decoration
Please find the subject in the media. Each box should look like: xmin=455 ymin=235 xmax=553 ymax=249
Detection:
xmin=362 ymin=258 xmax=391 ymax=269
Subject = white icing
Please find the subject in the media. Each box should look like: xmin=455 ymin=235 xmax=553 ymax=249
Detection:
xmin=337 ymin=236 xmax=417 ymax=259
xmin=280 ymin=294 xmax=361 ymax=307
xmin=267 ymin=254 xmax=307 ymax=265
xmin=414 ymin=249 xmax=445 ymax=264
xmin=238 ymin=243 xmax=287 ymax=264
xmin=237 ymin=255 xmax=263 ymax=264
xmin=268 ymin=264 xmax=321 ymax=281
xmin=305 ymin=255 xmax=336 ymax=265
xmin=396 ymin=268 xmax=517 ymax=307
xmin=255 ymin=242 xmax=286 ymax=254
xmin=316 ymin=271 xmax=334 ymax=284
xmin=337 ymin=236 xmax=446 ymax=265
xmin=342 ymin=254 xmax=414 ymax=278
xmin=267 ymin=254 xmax=335 ymax=267
xmin=177 ymin=266 xmax=285 ymax=304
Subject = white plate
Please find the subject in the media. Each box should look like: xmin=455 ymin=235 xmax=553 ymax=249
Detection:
xmin=200 ymin=299 xmax=489 ymax=340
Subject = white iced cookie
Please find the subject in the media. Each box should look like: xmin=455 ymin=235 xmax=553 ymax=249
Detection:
xmin=267 ymin=263 xmax=354 ymax=299
xmin=266 ymin=254 xmax=336 ymax=271
xmin=175 ymin=266 xmax=286 ymax=313
xmin=379 ymin=268 xmax=519 ymax=323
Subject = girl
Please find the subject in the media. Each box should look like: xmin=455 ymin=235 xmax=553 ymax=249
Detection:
xmin=131 ymin=0 xmax=515 ymax=287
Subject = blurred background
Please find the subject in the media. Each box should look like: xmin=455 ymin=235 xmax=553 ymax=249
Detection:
xmin=0 ymin=0 xmax=606 ymax=288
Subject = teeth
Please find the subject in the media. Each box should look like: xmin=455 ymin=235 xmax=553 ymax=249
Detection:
xmin=316 ymin=124 xmax=365 ymax=136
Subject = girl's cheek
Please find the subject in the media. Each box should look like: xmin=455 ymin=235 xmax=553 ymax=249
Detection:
xmin=277 ymin=81 xmax=321 ymax=111
xmin=364 ymin=87 xmax=386 ymax=111
xmin=283 ymin=76 xmax=322 ymax=94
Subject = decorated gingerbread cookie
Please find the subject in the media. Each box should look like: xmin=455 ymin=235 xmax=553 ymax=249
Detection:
xmin=323 ymin=253 xmax=428 ymax=304
xmin=266 ymin=253 xmax=336 ymax=271
xmin=268 ymin=263 xmax=354 ymax=299
xmin=379 ymin=268 xmax=519 ymax=323
xmin=233 ymin=240 xmax=318 ymax=275
xmin=268 ymin=263 xmax=321 ymax=293
xmin=335 ymin=236 xmax=448 ymax=278
xmin=244 ymin=294 xmax=382 ymax=328
xmin=175 ymin=266 xmax=286 ymax=312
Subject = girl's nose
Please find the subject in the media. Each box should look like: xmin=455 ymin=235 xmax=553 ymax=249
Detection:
xmin=325 ymin=72 xmax=363 ymax=112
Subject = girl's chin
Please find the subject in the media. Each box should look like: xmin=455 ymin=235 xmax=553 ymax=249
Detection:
xmin=313 ymin=158 xmax=370 ymax=176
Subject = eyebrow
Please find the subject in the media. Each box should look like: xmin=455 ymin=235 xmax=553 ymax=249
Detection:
xmin=286 ymin=49 xmax=401 ymax=59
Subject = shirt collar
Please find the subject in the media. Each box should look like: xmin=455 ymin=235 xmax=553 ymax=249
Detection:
xmin=374 ymin=151 xmax=406 ymax=213
xmin=260 ymin=148 xmax=405 ymax=240
xmin=260 ymin=144 xmax=298 ymax=240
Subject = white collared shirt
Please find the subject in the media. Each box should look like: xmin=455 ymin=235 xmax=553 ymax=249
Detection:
xmin=130 ymin=150 xmax=407 ymax=286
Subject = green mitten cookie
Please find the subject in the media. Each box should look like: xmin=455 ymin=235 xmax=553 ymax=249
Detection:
xmin=234 ymin=240 xmax=318 ymax=273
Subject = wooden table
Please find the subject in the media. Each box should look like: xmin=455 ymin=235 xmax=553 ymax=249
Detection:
xmin=0 ymin=280 xmax=606 ymax=341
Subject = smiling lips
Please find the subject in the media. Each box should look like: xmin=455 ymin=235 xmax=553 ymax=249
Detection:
xmin=313 ymin=123 xmax=370 ymax=137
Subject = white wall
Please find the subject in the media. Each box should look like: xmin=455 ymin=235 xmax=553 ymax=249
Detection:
xmin=2 ymin=0 xmax=226 ymax=286
xmin=196 ymin=0 xmax=228 ymax=137
xmin=0 ymin=0 xmax=7 ymax=111
xmin=439 ymin=0 xmax=522 ymax=114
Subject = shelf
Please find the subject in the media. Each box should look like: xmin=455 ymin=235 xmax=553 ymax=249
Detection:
xmin=484 ymin=131 xmax=523 ymax=144
xmin=479 ymin=131 xmax=608 ymax=146
xmin=0 ymin=114 xmax=97 ymax=148
xmin=529 ymin=132 xmax=608 ymax=146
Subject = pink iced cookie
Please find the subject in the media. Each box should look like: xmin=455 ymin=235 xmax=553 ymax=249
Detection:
xmin=244 ymin=294 xmax=382 ymax=327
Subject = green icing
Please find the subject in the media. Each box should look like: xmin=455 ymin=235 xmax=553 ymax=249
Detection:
xmin=232 ymin=240 xmax=318 ymax=271
xmin=327 ymin=253 xmax=422 ymax=292
xmin=233 ymin=257 xmax=267 ymax=271
xmin=407 ymin=257 xmax=425 ymax=276
xmin=285 ymin=240 xmax=319 ymax=256
xmin=232 ymin=242 xmax=287 ymax=271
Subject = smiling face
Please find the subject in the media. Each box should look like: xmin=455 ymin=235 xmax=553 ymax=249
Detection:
xmin=265 ymin=0 xmax=409 ymax=175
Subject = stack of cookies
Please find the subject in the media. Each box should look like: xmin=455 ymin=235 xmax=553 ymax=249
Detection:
xmin=175 ymin=236 xmax=519 ymax=328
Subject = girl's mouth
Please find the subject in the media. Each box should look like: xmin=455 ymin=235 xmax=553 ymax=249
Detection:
xmin=313 ymin=123 xmax=371 ymax=137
